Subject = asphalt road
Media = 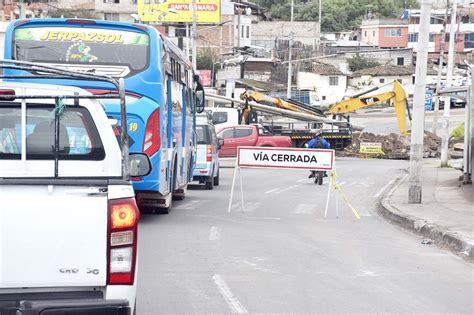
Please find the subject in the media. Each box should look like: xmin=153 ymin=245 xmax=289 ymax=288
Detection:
xmin=136 ymin=157 xmax=473 ymax=314
xmin=350 ymin=107 xmax=466 ymax=135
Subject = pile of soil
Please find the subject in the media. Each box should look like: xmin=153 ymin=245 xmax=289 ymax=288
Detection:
xmin=338 ymin=131 xmax=442 ymax=159
xmin=449 ymin=136 xmax=465 ymax=159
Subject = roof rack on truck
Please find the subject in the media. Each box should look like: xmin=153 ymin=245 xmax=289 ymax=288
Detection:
xmin=0 ymin=59 xmax=130 ymax=181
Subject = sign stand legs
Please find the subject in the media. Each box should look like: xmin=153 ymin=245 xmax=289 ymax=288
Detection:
xmin=324 ymin=172 xmax=333 ymax=219
xmin=239 ymin=167 xmax=245 ymax=213
xmin=228 ymin=159 xmax=238 ymax=213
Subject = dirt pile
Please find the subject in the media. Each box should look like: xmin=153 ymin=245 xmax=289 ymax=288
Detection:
xmin=449 ymin=136 xmax=465 ymax=159
xmin=339 ymin=131 xmax=442 ymax=159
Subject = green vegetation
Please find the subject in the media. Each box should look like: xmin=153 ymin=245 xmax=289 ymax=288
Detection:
xmin=196 ymin=48 xmax=218 ymax=70
xmin=255 ymin=0 xmax=419 ymax=32
xmin=348 ymin=53 xmax=381 ymax=72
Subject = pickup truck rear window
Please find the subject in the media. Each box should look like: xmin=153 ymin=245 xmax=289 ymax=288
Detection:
xmin=0 ymin=105 xmax=105 ymax=160
xmin=234 ymin=128 xmax=253 ymax=138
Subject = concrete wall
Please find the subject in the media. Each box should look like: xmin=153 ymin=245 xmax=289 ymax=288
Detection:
xmin=318 ymin=48 xmax=414 ymax=74
xmin=216 ymin=65 xmax=241 ymax=87
xmin=95 ymin=0 xmax=136 ymax=15
xmin=251 ymin=21 xmax=320 ymax=49
xmin=348 ymin=75 xmax=414 ymax=97
xmin=196 ymin=15 xmax=235 ymax=55
xmin=296 ymin=72 xmax=347 ymax=106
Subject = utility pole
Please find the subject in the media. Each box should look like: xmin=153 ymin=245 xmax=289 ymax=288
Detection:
xmin=432 ymin=3 xmax=450 ymax=136
xmin=237 ymin=6 xmax=241 ymax=49
xmin=440 ymin=0 xmax=457 ymax=167
xmin=191 ymin=0 xmax=197 ymax=71
xmin=19 ymin=0 xmax=26 ymax=19
xmin=408 ymin=0 xmax=431 ymax=204
xmin=318 ymin=0 xmax=322 ymax=55
xmin=287 ymin=0 xmax=294 ymax=99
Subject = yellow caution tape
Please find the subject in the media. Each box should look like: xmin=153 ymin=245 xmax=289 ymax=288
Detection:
xmin=330 ymin=170 xmax=361 ymax=220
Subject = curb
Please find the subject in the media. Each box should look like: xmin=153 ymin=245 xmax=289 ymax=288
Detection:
xmin=378 ymin=175 xmax=474 ymax=262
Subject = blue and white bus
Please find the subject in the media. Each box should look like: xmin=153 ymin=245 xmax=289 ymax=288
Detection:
xmin=4 ymin=18 xmax=205 ymax=212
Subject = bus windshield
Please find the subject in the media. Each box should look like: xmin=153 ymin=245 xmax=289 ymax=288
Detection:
xmin=13 ymin=26 xmax=149 ymax=77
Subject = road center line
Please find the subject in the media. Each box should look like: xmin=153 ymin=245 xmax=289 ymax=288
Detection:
xmin=264 ymin=188 xmax=279 ymax=194
xmin=209 ymin=226 xmax=220 ymax=241
xmin=373 ymin=179 xmax=396 ymax=198
xmin=212 ymin=275 xmax=248 ymax=314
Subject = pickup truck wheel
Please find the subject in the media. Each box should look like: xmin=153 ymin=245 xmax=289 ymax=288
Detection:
xmin=205 ymin=177 xmax=214 ymax=190
xmin=213 ymin=168 xmax=220 ymax=186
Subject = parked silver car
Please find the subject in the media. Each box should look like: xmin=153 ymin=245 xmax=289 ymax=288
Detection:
xmin=192 ymin=116 xmax=220 ymax=189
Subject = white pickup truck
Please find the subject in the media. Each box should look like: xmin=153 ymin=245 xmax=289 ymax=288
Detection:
xmin=0 ymin=62 xmax=150 ymax=314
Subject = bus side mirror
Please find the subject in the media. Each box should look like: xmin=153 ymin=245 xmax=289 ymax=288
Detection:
xmin=195 ymin=81 xmax=205 ymax=114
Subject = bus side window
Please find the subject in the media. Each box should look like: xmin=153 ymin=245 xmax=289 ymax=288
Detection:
xmin=171 ymin=58 xmax=176 ymax=80
xmin=177 ymin=63 xmax=182 ymax=83
xmin=185 ymin=69 xmax=189 ymax=87
xmin=180 ymin=64 xmax=186 ymax=86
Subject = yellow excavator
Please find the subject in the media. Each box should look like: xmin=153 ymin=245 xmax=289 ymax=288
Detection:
xmin=328 ymin=80 xmax=411 ymax=134
xmin=240 ymin=90 xmax=325 ymax=124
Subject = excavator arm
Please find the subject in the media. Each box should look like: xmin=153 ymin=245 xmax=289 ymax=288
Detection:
xmin=328 ymin=80 xmax=409 ymax=134
xmin=241 ymin=90 xmax=319 ymax=116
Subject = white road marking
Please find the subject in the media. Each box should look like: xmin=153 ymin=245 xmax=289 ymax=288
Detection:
xmin=373 ymin=179 xmax=396 ymax=198
xmin=209 ymin=226 xmax=220 ymax=241
xmin=296 ymin=178 xmax=307 ymax=183
xmin=239 ymin=260 xmax=279 ymax=274
xmin=212 ymin=275 xmax=248 ymax=314
xmin=357 ymin=270 xmax=378 ymax=277
xmin=339 ymin=181 xmax=347 ymax=186
xmin=244 ymin=216 xmax=281 ymax=220
xmin=264 ymin=188 xmax=279 ymax=194
xmin=278 ymin=184 xmax=301 ymax=193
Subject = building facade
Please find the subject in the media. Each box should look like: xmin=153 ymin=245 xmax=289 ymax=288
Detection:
xmin=360 ymin=18 xmax=409 ymax=49
xmin=296 ymin=62 xmax=347 ymax=106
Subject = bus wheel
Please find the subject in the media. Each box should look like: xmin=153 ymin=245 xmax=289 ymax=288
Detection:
xmin=174 ymin=185 xmax=187 ymax=201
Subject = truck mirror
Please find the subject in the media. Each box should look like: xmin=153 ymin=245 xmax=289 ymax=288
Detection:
xmin=217 ymin=138 xmax=224 ymax=149
xmin=195 ymin=81 xmax=205 ymax=114
xmin=129 ymin=153 xmax=152 ymax=177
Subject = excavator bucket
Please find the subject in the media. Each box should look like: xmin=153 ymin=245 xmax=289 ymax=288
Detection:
xmin=392 ymin=80 xmax=409 ymax=134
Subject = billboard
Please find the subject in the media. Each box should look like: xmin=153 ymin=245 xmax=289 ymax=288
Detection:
xmin=196 ymin=69 xmax=212 ymax=87
xmin=137 ymin=0 xmax=221 ymax=24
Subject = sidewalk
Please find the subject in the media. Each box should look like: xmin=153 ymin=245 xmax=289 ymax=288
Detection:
xmin=379 ymin=160 xmax=474 ymax=261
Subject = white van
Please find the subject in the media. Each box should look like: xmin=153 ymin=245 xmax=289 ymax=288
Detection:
xmin=192 ymin=114 xmax=220 ymax=189
xmin=0 ymin=76 xmax=149 ymax=314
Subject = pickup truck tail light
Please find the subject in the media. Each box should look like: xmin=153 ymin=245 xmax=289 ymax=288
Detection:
xmin=107 ymin=198 xmax=140 ymax=285
xmin=144 ymin=109 xmax=161 ymax=157
xmin=206 ymin=145 xmax=212 ymax=162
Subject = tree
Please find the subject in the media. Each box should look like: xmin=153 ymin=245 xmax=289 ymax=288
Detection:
xmin=348 ymin=53 xmax=381 ymax=72
xmin=253 ymin=0 xmax=419 ymax=32
xmin=196 ymin=48 xmax=218 ymax=70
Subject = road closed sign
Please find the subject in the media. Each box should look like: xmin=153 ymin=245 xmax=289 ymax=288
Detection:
xmin=237 ymin=146 xmax=334 ymax=171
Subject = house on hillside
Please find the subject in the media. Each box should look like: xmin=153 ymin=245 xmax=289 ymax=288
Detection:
xmin=348 ymin=64 xmax=415 ymax=97
xmin=296 ymin=62 xmax=348 ymax=106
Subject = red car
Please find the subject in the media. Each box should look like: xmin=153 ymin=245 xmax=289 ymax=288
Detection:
xmin=217 ymin=125 xmax=292 ymax=157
